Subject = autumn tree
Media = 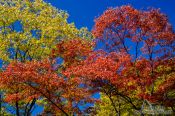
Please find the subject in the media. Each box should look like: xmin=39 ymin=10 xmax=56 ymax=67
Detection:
xmin=94 ymin=93 xmax=136 ymax=116
xmin=0 ymin=0 xmax=93 ymax=62
xmin=0 ymin=0 xmax=94 ymax=115
xmin=0 ymin=60 xmax=96 ymax=115
xmin=65 ymin=5 xmax=175 ymax=115
xmin=1 ymin=0 xmax=175 ymax=115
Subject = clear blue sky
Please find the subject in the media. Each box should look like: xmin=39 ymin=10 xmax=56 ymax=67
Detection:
xmin=44 ymin=0 xmax=175 ymax=30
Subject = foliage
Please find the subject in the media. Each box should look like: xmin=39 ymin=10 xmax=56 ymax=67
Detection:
xmin=0 ymin=60 xmax=94 ymax=115
xmin=0 ymin=1 xmax=174 ymax=116
xmin=95 ymin=93 xmax=137 ymax=116
xmin=0 ymin=0 xmax=93 ymax=62
xmin=66 ymin=5 xmax=175 ymax=115
xmin=0 ymin=0 xmax=94 ymax=115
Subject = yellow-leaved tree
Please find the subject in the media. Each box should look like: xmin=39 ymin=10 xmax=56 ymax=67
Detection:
xmin=0 ymin=0 xmax=93 ymax=62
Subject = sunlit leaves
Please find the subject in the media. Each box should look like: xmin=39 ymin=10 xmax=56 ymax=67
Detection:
xmin=0 ymin=1 xmax=175 ymax=115
xmin=0 ymin=60 xmax=95 ymax=115
xmin=0 ymin=0 xmax=95 ymax=115
xmin=52 ymin=38 xmax=94 ymax=68
xmin=0 ymin=0 xmax=93 ymax=62
xmin=65 ymin=5 xmax=175 ymax=115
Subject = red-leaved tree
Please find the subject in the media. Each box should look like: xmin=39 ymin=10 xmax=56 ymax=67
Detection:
xmin=64 ymin=5 xmax=175 ymax=115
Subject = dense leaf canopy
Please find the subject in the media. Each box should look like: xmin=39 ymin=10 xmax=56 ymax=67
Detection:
xmin=0 ymin=1 xmax=174 ymax=116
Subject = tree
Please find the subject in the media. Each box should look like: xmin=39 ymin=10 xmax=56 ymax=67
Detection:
xmin=1 ymin=1 xmax=175 ymax=115
xmin=0 ymin=0 xmax=93 ymax=62
xmin=0 ymin=60 xmax=95 ymax=115
xmin=94 ymin=93 xmax=138 ymax=116
xmin=65 ymin=5 xmax=175 ymax=115
xmin=0 ymin=0 xmax=94 ymax=115
xmin=64 ymin=51 xmax=144 ymax=115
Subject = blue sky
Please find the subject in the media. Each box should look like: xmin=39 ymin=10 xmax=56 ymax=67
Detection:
xmin=45 ymin=0 xmax=175 ymax=30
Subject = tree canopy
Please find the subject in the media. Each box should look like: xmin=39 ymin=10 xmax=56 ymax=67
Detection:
xmin=0 ymin=1 xmax=174 ymax=116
